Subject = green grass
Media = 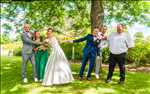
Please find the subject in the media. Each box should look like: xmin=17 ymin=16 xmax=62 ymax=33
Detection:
xmin=1 ymin=56 xmax=150 ymax=94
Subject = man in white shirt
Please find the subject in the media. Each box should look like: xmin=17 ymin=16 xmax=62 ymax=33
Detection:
xmin=106 ymin=24 xmax=134 ymax=84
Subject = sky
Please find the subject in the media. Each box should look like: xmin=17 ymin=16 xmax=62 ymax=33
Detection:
xmin=128 ymin=23 xmax=150 ymax=38
xmin=110 ymin=21 xmax=150 ymax=39
xmin=1 ymin=18 xmax=150 ymax=40
xmin=1 ymin=2 xmax=150 ymax=40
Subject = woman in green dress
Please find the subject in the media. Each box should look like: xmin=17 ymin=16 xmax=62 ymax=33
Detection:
xmin=33 ymin=31 xmax=49 ymax=82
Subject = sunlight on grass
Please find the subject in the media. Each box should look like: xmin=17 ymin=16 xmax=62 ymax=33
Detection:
xmin=1 ymin=56 xmax=150 ymax=94
xmin=82 ymin=87 xmax=116 ymax=94
xmin=72 ymin=72 xmax=78 ymax=75
xmin=3 ymin=66 xmax=11 ymax=70
xmin=27 ymin=87 xmax=50 ymax=94
xmin=10 ymin=84 xmax=22 ymax=92
xmin=83 ymin=88 xmax=99 ymax=94
xmin=111 ymin=75 xmax=120 ymax=80
xmin=97 ymin=87 xmax=116 ymax=93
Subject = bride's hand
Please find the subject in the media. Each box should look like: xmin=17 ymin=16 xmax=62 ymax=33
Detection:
xmin=44 ymin=39 xmax=49 ymax=42
xmin=64 ymin=40 xmax=73 ymax=43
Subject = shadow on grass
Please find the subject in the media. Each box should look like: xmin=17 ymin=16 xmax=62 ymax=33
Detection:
xmin=1 ymin=56 xmax=38 ymax=94
xmin=1 ymin=56 xmax=150 ymax=94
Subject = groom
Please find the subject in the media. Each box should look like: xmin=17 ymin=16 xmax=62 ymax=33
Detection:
xmin=69 ymin=28 xmax=99 ymax=80
xmin=21 ymin=23 xmax=41 ymax=83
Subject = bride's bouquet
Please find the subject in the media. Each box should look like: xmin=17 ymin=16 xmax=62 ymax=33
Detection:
xmin=37 ymin=39 xmax=50 ymax=51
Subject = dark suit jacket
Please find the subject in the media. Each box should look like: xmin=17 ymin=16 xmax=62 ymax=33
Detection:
xmin=73 ymin=34 xmax=98 ymax=56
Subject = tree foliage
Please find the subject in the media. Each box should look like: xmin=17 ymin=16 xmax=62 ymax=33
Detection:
xmin=104 ymin=0 xmax=150 ymax=25
xmin=1 ymin=0 xmax=150 ymax=33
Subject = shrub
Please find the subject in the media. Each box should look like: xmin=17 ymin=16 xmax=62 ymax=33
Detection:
xmin=1 ymin=35 xmax=10 ymax=44
xmin=101 ymin=48 xmax=109 ymax=64
xmin=14 ymin=48 xmax=22 ymax=56
xmin=127 ymin=40 xmax=150 ymax=66
xmin=12 ymin=37 xmax=150 ymax=66
xmin=61 ymin=42 xmax=84 ymax=60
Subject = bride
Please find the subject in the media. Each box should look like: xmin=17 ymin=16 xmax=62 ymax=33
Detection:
xmin=42 ymin=28 xmax=74 ymax=86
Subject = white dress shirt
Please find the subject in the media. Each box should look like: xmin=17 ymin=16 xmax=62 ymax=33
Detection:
xmin=108 ymin=32 xmax=134 ymax=54
xmin=99 ymin=40 xmax=108 ymax=49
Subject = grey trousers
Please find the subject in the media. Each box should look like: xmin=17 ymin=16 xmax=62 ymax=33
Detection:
xmin=95 ymin=53 xmax=102 ymax=75
xmin=22 ymin=53 xmax=37 ymax=79
xmin=86 ymin=53 xmax=102 ymax=76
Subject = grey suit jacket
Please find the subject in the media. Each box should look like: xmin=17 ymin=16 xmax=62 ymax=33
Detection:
xmin=21 ymin=31 xmax=37 ymax=55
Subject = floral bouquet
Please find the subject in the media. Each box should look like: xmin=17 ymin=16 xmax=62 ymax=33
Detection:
xmin=37 ymin=39 xmax=50 ymax=51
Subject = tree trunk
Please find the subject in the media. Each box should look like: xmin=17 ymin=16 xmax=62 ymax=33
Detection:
xmin=91 ymin=0 xmax=104 ymax=32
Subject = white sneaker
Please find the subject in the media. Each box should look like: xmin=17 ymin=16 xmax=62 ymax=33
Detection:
xmin=39 ymin=79 xmax=43 ymax=82
xmin=23 ymin=78 xmax=28 ymax=83
xmin=97 ymin=56 xmax=100 ymax=59
xmin=95 ymin=74 xmax=100 ymax=79
xmin=34 ymin=78 xmax=38 ymax=82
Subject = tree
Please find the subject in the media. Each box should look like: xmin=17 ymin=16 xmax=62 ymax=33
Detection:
xmin=91 ymin=0 xmax=104 ymax=31
xmin=1 ymin=0 xmax=150 ymax=33
xmin=104 ymin=0 xmax=150 ymax=25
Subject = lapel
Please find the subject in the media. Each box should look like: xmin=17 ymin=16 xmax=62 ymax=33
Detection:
xmin=24 ymin=31 xmax=32 ymax=39
xmin=88 ymin=34 xmax=94 ymax=40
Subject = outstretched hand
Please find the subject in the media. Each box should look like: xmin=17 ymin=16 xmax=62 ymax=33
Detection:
xmin=62 ymin=40 xmax=73 ymax=43
xmin=103 ymin=36 xmax=107 ymax=40
xmin=35 ymin=41 xmax=42 ymax=45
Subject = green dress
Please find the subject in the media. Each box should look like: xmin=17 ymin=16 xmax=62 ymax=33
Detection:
xmin=34 ymin=39 xmax=49 ymax=81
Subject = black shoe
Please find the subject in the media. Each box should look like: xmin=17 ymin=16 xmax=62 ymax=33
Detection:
xmin=105 ymin=79 xmax=112 ymax=83
xmin=79 ymin=77 xmax=83 ymax=80
xmin=87 ymin=77 xmax=92 ymax=81
xmin=118 ymin=80 xmax=124 ymax=84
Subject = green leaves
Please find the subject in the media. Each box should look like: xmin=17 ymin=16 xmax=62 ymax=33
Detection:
xmin=104 ymin=0 xmax=150 ymax=25
xmin=1 ymin=0 xmax=150 ymax=33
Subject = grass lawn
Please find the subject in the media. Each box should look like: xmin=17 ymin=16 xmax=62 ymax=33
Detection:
xmin=1 ymin=56 xmax=150 ymax=94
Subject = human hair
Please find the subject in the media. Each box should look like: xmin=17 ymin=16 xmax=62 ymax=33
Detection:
xmin=23 ymin=23 xmax=30 ymax=27
xmin=94 ymin=26 xmax=99 ymax=29
xmin=47 ymin=27 xmax=53 ymax=32
xmin=33 ymin=31 xmax=39 ymax=40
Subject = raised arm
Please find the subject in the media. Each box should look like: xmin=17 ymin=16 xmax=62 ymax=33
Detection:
xmin=73 ymin=35 xmax=88 ymax=43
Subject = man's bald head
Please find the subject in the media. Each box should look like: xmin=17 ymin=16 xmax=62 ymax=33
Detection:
xmin=24 ymin=24 xmax=30 ymax=32
xmin=117 ymin=24 xmax=123 ymax=33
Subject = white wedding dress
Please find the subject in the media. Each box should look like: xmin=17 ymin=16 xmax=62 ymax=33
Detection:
xmin=42 ymin=37 xmax=74 ymax=86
